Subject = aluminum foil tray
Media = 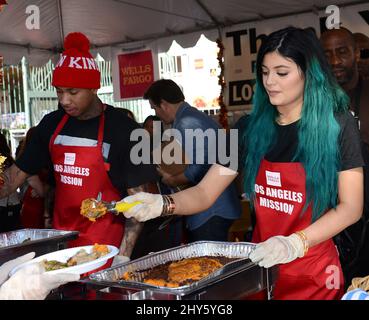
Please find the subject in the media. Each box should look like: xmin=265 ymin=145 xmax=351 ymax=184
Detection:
xmin=0 ymin=229 xmax=78 ymax=247
xmin=0 ymin=229 xmax=79 ymax=264
xmin=89 ymin=241 xmax=256 ymax=294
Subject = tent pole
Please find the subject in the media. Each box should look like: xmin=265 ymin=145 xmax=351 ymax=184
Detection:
xmin=57 ymin=0 xmax=65 ymax=46
xmin=194 ymin=0 xmax=223 ymax=39
xmin=194 ymin=0 xmax=221 ymax=26
xmin=21 ymin=57 xmax=31 ymax=129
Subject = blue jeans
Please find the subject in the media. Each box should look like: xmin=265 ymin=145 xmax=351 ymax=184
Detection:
xmin=187 ymin=215 xmax=234 ymax=242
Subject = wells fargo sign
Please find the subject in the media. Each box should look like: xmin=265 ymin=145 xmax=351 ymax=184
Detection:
xmin=118 ymin=50 xmax=154 ymax=99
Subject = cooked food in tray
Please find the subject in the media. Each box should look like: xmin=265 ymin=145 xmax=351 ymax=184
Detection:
xmin=42 ymin=243 xmax=110 ymax=271
xmin=121 ymin=256 xmax=240 ymax=288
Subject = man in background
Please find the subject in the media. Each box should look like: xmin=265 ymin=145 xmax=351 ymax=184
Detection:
xmin=321 ymin=27 xmax=369 ymax=284
xmin=143 ymin=79 xmax=241 ymax=242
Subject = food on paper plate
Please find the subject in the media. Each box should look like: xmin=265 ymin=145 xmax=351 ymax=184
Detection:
xmin=42 ymin=260 xmax=69 ymax=271
xmin=42 ymin=243 xmax=110 ymax=271
xmin=80 ymin=198 xmax=108 ymax=222
xmin=121 ymin=256 xmax=238 ymax=288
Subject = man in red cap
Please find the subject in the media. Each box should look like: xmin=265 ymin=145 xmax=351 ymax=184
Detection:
xmin=0 ymin=32 xmax=157 ymax=264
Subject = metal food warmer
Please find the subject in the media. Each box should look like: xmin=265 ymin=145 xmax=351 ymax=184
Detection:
xmin=78 ymin=241 xmax=278 ymax=300
xmin=0 ymin=228 xmax=79 ymax=264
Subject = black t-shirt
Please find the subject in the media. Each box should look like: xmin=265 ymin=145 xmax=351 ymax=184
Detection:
xmin=233 ymin=111 xmax=364 ymax=171
xmin=16 ymin=105 xmax=158 ymax=197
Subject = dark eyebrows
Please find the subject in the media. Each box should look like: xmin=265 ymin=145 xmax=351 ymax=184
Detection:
xmin=324 ymin=45 xmax=350 ymax=52
xmin=262 ymin=64 xmax=291 ymax=69
xmin=335 ymin=46 xmax=350 ymax=51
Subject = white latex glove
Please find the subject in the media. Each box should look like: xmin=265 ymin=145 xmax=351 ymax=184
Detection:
xmin=0 ymin=263 xmax=80 ymax=300
xmin=123 ymin=192 xmax=163 ymax=222
xmin=249 ymin=234 xmax=305 ymax=268
xmin=111 ymin=255 xmax=130 ymax=267
xmin=0 ymin=252 xmax=35 ymax=286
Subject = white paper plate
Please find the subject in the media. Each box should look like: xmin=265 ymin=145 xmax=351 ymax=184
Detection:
xmin=9 ymin=245 xmax=119 ymax=276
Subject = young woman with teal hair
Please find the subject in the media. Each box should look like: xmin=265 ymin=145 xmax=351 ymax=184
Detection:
xmin=122 ymin=27 xmax=364 ymax=300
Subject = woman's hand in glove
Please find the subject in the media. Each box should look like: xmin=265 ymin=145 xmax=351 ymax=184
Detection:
xmin=123 ymin=192 xmax=163 ymax=222
xmin=249 ymin=234 xmax=306 ymax=268
xmin=0 ymin=252 xmax=35 ymax=286
xmin=0 ymin=262 xmax=79 ymax=300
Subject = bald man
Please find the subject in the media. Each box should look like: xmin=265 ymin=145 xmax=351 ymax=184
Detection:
xmin=320 ymin=28 xmax=360 ymax=91
xmin=321 ymin=27 xmax=369 ymax=285
xmin=354 ymin=33 xmax=369 ymax=80
xmin=321 ymin=27 xmax=369 ymax=155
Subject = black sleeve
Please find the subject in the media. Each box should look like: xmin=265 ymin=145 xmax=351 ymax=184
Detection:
xmin=113 ymin=118 xmax=158 ymax=191
xmin=15 ymin=112 xmax=59 ymax=174
xmin=217 ymin=114 xmax=249 ymax=172
xmin=336 ymin=111 xmax=365 ymax=171
xmin=233 ymin=114 xmax=250 ymax=172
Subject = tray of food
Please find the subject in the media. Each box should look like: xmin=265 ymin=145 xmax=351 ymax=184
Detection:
xmin=86 ymin=241 xmax=277 ymax=299
xmin=10 ymin=244 xmax=119 ymax=275
xmin=0 ymin=229 xmax=79 ymax=264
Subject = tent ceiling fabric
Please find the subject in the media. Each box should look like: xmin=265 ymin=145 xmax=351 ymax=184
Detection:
xmin=0 ymin=0 xmax=367 ymax=65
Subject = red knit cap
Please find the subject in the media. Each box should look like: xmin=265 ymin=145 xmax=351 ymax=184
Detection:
xmin=52 ymin=32 xmax=100 ymax=89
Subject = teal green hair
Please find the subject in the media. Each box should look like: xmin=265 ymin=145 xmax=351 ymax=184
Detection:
xmin=243 ymin=27 xmax=349 ymax=222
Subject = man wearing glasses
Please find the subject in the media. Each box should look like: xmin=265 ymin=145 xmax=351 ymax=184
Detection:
xmin=321 ymin=27 xmax=369 ymax=286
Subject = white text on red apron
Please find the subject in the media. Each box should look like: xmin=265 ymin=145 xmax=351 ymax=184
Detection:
xmin=255 ymin=183 xmax=303 ymax=215
xmin=54 ymin=164 xmax=90 ymax=186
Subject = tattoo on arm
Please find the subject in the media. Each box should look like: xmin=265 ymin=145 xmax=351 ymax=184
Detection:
xmin=44 ymin=184 xmax=55 ymax=224
xmin=118 ymin=184 xmax=150 ymax=257
xmin=119 ymin=218 xmax=143 ymax=257
xmin=42 ymin=185 xmax=55 ymax=228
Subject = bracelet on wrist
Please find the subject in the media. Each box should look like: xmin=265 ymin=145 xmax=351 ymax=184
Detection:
xmin=161 ymin=195 xmax=176 ymax=216
xmin=295 ymin=230 xmax=309 ymax=256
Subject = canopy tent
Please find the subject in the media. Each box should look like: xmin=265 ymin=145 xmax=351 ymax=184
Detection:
xmin=0 ymin=0 xmax=368 ymax=66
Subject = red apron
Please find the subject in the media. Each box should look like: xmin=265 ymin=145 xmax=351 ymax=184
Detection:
xmin=252 ymin=159 xmax=344 ymax=300
xmin=20 ymin=185 xmax=45 ymax=228
xmin=21 ymin=171 xmax=48 ymax=229
xmin=49 ymin=109 xmax=125 ymax=252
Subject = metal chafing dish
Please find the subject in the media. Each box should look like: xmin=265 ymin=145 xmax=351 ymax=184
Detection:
xmin=0 ymin=228 xmax=79 ymax=264
xmin=83 ymin=241 xmax=278 ymax=300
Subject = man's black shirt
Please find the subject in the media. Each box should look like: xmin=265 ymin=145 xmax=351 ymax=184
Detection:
xmin=16 ymin=105 xmax=157 ymax=197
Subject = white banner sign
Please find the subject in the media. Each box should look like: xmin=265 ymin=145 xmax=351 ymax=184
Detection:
xmin=223 ymin=3 xmax=369 ymax=111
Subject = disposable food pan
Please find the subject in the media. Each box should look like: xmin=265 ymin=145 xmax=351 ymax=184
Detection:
xmin=0 ymin=228 xmax=79 ymax=264
xmin=87 ymin=241 xmax=278 ymax=300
